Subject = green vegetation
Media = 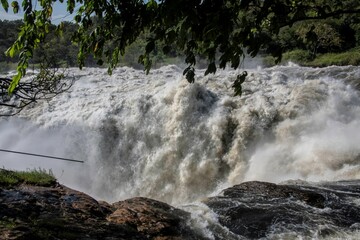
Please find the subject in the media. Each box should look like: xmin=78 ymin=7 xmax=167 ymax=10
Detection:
xmin=263 ymin=49 xmax=311 ymax=67
xmin=1 ymin=0 xmax=360 ymax=96
xmin=307 ymin=48 xmax=360 ymax=67
xmin=0 ymin=168 xmax=56 ymax=186
xmin=2 ymin=18 xmax=359 ymax=72
xmin=0 ymin=218 xmax=16 ymax=230
xmin=262 ymin=13 xmax=360 ymax=67
xmin=263 ymin=48 xmax=360 ymax=67
xmin=0 ymin=20 xmax=80 ymax=71
xmin=0 ymin=19 xmax=181 ymax=73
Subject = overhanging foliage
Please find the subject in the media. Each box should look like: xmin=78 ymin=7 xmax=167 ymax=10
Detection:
xmin=1 ymin=0 xmax=360 ymax=96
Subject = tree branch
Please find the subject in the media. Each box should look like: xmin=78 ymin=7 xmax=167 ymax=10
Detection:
xmin=0 ymin=67 xmax=74 ymax=116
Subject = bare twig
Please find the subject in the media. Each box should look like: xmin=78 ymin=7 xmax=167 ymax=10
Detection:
xmin=0 ymin=62 xmax=74 ymax=116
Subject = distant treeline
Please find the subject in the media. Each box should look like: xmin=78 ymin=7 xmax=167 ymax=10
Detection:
xmin=0 ymin=20 xmax=79 ymax=72
xmin=0 ymin=19 xmax=182 ymax=73
xmin=263 ymin=15 xmax=360 ymax=67
xmin=1 ymin=15 xmax=360 ymax=71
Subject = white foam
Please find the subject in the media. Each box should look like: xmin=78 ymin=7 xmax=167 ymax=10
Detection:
xmin=0 ymin=65 xmax=359 ymax=205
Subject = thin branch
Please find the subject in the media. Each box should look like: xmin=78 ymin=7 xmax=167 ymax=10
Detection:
xmin=0 ymin=65 xmax=74 ymax=116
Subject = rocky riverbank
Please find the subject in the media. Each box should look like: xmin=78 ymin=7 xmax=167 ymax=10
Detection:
xmin=204 ymin=181 xmax=360 ymax=239
xmin=2 ymin=169 xmax=360 ymax=239
xmin=0 ymin=169 xmax=203 ymax=240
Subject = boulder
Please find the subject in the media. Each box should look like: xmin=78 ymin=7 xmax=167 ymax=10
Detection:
xmin=0 ymin=172 xmax=202 ymax=240
xmin=108 ymin=197 xmax=199 ymax=239
xmin=221 ymin=181 xmax=326 ymax=208
xmin=203 ymin=181 xmax=360 ymax=239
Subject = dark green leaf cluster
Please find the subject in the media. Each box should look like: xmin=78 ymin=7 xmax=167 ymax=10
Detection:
xmin=1 ymin=0 xmax=360 ymax=96
xmin=232 ymin=71 xmax=247 ymax=96
xmin=0 ymin=20 xmax=22 ymax=63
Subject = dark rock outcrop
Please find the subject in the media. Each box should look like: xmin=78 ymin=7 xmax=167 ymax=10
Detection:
xmin=2 ymin=171 xmax=360 ymax=240
xmin=203 ymin=181 xmax=360 ymax=239
xmin=108 ymin=197 xmax=197 ymax=239
xmin=221 ymin=181 xmax=326 ymax=208
xmin=0 ymin=178 xmax=202 ymax=240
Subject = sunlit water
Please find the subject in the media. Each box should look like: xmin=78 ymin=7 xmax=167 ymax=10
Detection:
xmin=1 ymin=63 xmax=360 ymax=239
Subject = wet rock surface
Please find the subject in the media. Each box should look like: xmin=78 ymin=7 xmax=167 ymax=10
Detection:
xmin=2 ymin=171 xmax=360 ymax=240
xmin=0 ymin=177 xmax=201 ymax=239
xmin=203 ymin=180 xmax=360 ymax=239
xmin=108 ymin=197 xmax=199 ymax=239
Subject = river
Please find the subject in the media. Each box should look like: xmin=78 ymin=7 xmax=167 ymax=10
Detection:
xmin=1 ymin=64 xmax=360 ymax=239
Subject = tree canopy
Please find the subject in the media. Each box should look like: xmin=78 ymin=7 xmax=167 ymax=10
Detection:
xmin=1 ymin=0 xmax=360 ymax=96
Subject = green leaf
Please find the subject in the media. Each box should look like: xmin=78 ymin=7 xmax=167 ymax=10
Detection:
xmin=232 ymin=71 xmax=248 ymax=96
xmin=5 ymin=45 xmax=17 ymax=58
xmin=185 ymin=51 xmax=196 ymax=65
xmin=147 ymin=0 xmax=157 ymax=9
xmin=231 ymin=55 xmax=241 ymax=69
xmin=205 ymin=62 xmax=216 ymax=75
xmin=1 ymin=0 xmax=9 ymax=12
xmin=8 ymin=72 xmax=21 ymax=94
xmin=67 ymin=0 xmax=75 ymax=13
xmin=47 ymin=6 xmax=53 ymax=18
xmin=145 ymin=40 xmax=155 ymax=54
xmin=139 ymin=54 xmax=152 ymax=74
xmin=107 ymin=67 xmax=113 ymax=75
xmin=11 ymin=1 xmax=18 ymax=13
xmin=22 ymin=0 xmax=32 ymax=14
xmin=183 ymin=66 xmax=195 ymax=83
xmin=55 ymin=22 xmax=64 ymax=36
xmin=74 ymin=15 xmax=81 ymax=23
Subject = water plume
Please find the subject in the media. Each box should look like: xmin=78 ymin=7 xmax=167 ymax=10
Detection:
xmin=0 ymin=64 xmax=359 ymax=206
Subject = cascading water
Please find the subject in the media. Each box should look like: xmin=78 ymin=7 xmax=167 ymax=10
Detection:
xmin=1 ymin=63 xmax=360 ymax=239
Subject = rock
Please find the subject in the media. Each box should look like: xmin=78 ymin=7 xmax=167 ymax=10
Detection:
xmin=0 ymin=183 xmax=143 ymax=239
xmin=0 ymin=172 xmax=202 ymax=240
xmin=108 ymin=197 xmax=200 ymax=239
xmin=222 ymin=181 xmax=326 ymax=208
xmin=203 ymin=181 xmax=360 ymax=239
xmin=3 ymin=170 xmax=360 ymax=240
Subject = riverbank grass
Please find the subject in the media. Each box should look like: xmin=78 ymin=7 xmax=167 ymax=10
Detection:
xmin=0 ymin=169 xmax=56 ymax=186
xmin=307 ymin=48 xmax=360 ymax=67
xmin=263 ymin=48 xmax=360 ymax=67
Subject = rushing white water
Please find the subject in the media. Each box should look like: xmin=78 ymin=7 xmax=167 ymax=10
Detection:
xmin=1 ymin=64 xmax=360 ymax=208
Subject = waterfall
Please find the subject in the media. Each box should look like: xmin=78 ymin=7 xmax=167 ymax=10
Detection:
xmin=1 ymin=64 xmax=360 ymax=206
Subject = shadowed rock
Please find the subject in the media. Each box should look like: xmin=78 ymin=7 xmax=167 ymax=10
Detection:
xmin=108 ymin=197 xmax=199 ymax=239
xmin=3 ymin=170 xmax=360 ymax=240
xmin=0 ymin=171 xmax=202 ymax=240
xmin=203 ymin=181 xmax=360 ymax=239
xmin=222 ymin=181 xmax=326 ymax=208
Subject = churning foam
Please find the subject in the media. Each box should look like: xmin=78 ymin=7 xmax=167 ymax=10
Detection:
xmin=0 ymin=64 xmax=360 ymax=205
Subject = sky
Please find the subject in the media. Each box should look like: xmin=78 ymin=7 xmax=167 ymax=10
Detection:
xmin=0 ymin=1 xmax=75 ymax=23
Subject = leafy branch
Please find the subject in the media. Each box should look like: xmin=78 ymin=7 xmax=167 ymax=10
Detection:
xmin=1 ymin=0 xmax=360 ymax=97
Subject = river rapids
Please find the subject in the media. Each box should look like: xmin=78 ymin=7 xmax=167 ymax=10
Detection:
xmin=1 ymin=63 xmax=360 ymax=239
